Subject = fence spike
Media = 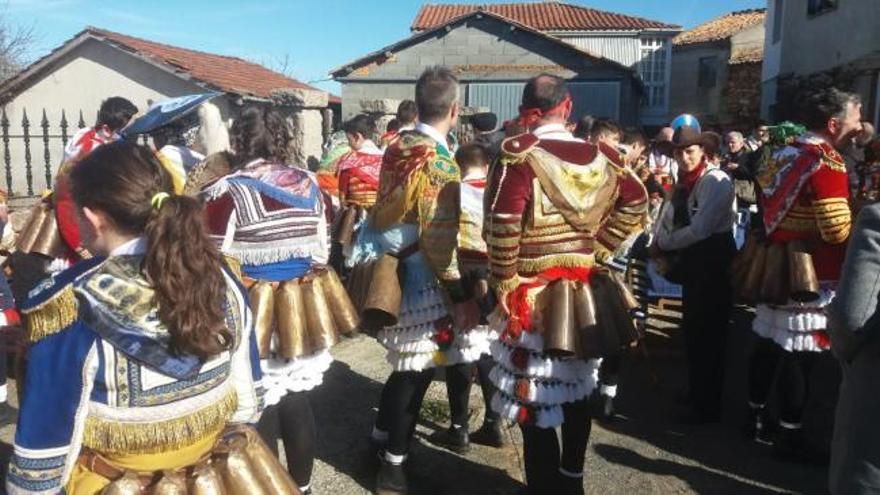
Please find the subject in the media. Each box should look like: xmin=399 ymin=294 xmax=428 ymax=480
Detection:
xmin=42 ymin=109 xmax=52 ymax=189
xmin=1 ymin=108 xmax=10 ymax=196
xmin=22 ymin=109 xmax=33 ymax=196
xmin=77 ymin=109 xmax=86 ymax=129
xmin=60 ymin=109 xmax=69 ymax=148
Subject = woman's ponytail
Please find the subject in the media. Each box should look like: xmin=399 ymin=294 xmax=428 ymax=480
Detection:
xmin=144 ymin=194 xmax=231 ymax=358
xmin=71 ymin=142 xmax=232 ymax=359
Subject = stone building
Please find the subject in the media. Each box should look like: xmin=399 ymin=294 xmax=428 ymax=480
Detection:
xmin=0 ymin=27 xmax=338 ymax=199
xmin=332 ymin=2 xmax=682 ymax=127
xmin=762 ymin=0 xmax=880 ymax=125
xmin=669 ymin=9 xmax=766 ymax=131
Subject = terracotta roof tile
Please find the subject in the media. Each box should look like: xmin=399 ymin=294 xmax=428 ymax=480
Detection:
xmin=673 ymin=9 xmax=766 ymax=46
xmin=411 ymin=2 xmax=680 ymax=31
xmin=729 ymin=46 xmax=764 ymax=64
xmin=87 ymin=27 xmax=340 ymax=104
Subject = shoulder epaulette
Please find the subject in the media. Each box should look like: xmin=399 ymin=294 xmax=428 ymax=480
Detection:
xmin=21 ymin=256 xmax=105 ymax=343
xmin=500 ymin=133 xmax=539 ymax=166
xmin=597 ymin=142 xmax=625 ymax=168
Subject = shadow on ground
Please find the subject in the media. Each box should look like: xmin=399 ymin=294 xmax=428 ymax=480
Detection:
xmin=600 ymin=305 xmax=833 ymax=494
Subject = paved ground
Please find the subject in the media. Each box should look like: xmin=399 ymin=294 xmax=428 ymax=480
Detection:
xmin=0 ymin=303 xmax=836 ymax=494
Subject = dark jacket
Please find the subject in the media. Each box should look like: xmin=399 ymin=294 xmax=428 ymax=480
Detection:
xmin=829 ymin=203 xmax=880 ymax=494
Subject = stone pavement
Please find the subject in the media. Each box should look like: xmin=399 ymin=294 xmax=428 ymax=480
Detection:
xmin=0 ymin=305 xmax=834 ymax=494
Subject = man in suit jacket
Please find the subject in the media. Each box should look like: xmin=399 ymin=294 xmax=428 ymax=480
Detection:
xmin=829 ymin=203 xmax=880 ymax=494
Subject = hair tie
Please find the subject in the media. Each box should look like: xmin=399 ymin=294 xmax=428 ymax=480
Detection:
xmin=151 ymin=192 xmax=171 ymax=210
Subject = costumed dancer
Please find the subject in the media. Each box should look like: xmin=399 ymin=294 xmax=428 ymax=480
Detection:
xmin=738 ymin=88 xmax=860 ymax=459
xmin=653 ymin=124 xmax=737 ymax=424
xmin=431 ymin=142 xmax=505 ymax=452
xmin=348 ymin=67 xmax=481 ymax=494
xmin=201 ymin=106 xmax=357 ymax=495
xmin=11 ymin=97 xmax=138 ymax=309
xmin=486 ymin=74 xmax=648 ymax=494
xmin=8 ymin=142 xmax=270 ymax=494
xmin=331 ymin=114 xmax=384 ymax=271
xmin=379 ymin=100 xmax=418 ymax=149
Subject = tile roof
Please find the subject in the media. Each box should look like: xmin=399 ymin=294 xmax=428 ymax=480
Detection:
xmin=729 ymin=46 xmax=764 ymax=64
xmin=411 ymin=2 xmax=680 ymax=31
xmin=673 ymin=9 xmax=766 ymax=46
xmin=88 ymin=27 xmax=339 ymax=104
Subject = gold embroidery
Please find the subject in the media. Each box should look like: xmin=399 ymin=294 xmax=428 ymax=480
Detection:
xmin=83 ymin=390 xmax=237 ymax=455
xmin=24 ymin=285 xmax=78 ymax=342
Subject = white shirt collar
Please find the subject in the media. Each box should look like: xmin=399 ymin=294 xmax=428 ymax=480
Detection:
xmin=532 ymin=123 xmax=581 ymax=142
xmin=462 ymin=170 xmax=487 ymax=182
xmin=415 ymin=122 xmax=450 ymax=153
xmin=111 ymin=237 xmax=147 ymax=256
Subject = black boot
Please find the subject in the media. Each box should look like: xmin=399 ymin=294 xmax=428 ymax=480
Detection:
xmin=376 ymin=458 xmax=408 ymax=495
xmin=743 ymin=406 xmax=773 ymax=445
xmin=559 ymin=473 xmax=585 ymax=495
xmin=773 ymin=425 xmax=829 ymax=465
xmin=428 ymin=425 xmax=470 ymax=453
xmin=470 ymin=420 xmax=505 ymax=448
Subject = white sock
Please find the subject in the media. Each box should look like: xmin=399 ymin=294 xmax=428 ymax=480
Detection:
xmin=559 ymin=467 xmax=583 ymax=479
xmin=779 ymin=420 xmax=802 ymax=430
xmin=600 ymin=384 xmax=617 ymax=398
xmin=384 ymin=451 xmax=406 ymax=465
xmin=371 ymin=426 xmax=388 ymax=443
xmin=299 ymin=484 xmax=310 ymax=493
xmin=748 ymin=401 xmax=765 ymax=410
xmin=0 ymin=383 xmax=8 ymax=404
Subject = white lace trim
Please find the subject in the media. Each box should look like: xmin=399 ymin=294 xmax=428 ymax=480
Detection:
xmin=261 ymin=350 xmax=333 ymax=404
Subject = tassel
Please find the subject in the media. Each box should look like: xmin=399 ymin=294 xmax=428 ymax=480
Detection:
xmin=83 ymin=391 xmax=237 ymax=455
xmin=23 ymin=285 xmax=78 ymax=342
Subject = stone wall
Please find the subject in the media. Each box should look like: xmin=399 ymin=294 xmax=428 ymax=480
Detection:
xmin=722 ymin=62 xmax=763 ymax=131
xmin=271 ymin=88 xmax=329 ymax=169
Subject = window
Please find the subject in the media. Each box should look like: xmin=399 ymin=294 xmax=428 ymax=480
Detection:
xmin=808 ymin=0 xmax=837 ymax=16
xmin=698 ymin=56 xmax=718 ymax=89
xmin=772 ymin=0 xmax=784 ymax=43
xmin=639 ymin=37 xmax=669 ymax=108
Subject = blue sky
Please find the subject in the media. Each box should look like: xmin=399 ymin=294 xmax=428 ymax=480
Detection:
xmin=6 ymin=0 xmax=765 ymax=94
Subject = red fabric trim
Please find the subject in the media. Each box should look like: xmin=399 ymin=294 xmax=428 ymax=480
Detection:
xmin=504 ymin=266 xmax=593 ymax=340
xmin=54 ymin=174 xmax=81 ymax=256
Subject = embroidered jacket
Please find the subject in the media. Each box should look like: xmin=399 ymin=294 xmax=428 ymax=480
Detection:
xmin=202 ymin=159 xmax=331 ymax=271
xmin=459 ymin=174 xmax=488 ymax=268
xmin=756 ymin=132 xmax=852 ymax=280
xmin=486 ymin=131 xmax=648 ymax=294
xmin=371 ymin=128 xmax=464 ymax=296
xmin=9 ymin=253 xmax=263 ymax=495
xmin=336 ymin=141 xmax=383 ymax=208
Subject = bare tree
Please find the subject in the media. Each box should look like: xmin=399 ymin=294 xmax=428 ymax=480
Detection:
xmin=0 ymin=13 xmax=35 ymax=82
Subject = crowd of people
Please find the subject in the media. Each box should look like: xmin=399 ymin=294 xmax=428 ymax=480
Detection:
xmin=0 ymin=64 xmax=877 ymax=495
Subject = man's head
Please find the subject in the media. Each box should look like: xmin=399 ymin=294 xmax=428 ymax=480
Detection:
xmin=521 ymin=73 xmax=572 ymax=127
xmin=470 ymin=112 xmax=498 ymax=134
xmin=342 ymin=114 xmax=376 ymax=150
xmin=455 ymin=142 xmax=489 ymax=177
xmin=591 ymin=119 xmax=622 ymax=149
xmin=396 ymin=100 xmax=418 ymax=127
xmin=415 ymin=66 xmax=459 ymax=131
xmin=622 ymin=130 xmax=647 ymax=166
xmin=672 ymin=127 xmax=715 ymax=172
xmin=96 ymin=97 xmax=138 ymax=134
xmin=725 ymin=131 xmax=745 ymax=153
xmin=802 ymin=88 xmax=863 ymax=148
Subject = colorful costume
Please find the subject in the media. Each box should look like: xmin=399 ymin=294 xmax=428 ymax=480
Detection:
xmin=336 ymin=141 xmax=383 ymax=209
xmin=202 ymin=159 xmax=347 ymax=403
xmin=351 ymin=125 xmax=480 ymax=371
xmin=486 ymin=124 xmax=648 ymax=428
xmin=749 ymin=132 xmax=852 ymax=352
xmin=8 ymin=239 xmax=263 ymax=495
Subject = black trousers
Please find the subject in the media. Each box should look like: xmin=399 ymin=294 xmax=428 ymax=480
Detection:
xmin=599 ymin=355 xmax=622 ymax=389
xmin=520 ymin=398 xmax=591 ymax=493
xmin=445 ymin=362 xmax=474 ymax=428
xmin=375 ymin=369 xmax=435 ymax=456
xmin=476 ymin=354 xmax=501 ymax=422
xmin=748 ymin=338 xmax=819 ymax=425
xmin=680 ymin=233 xmax=735 ymax=418
xmin=256 ymin=391 xmax=316 ymax=488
